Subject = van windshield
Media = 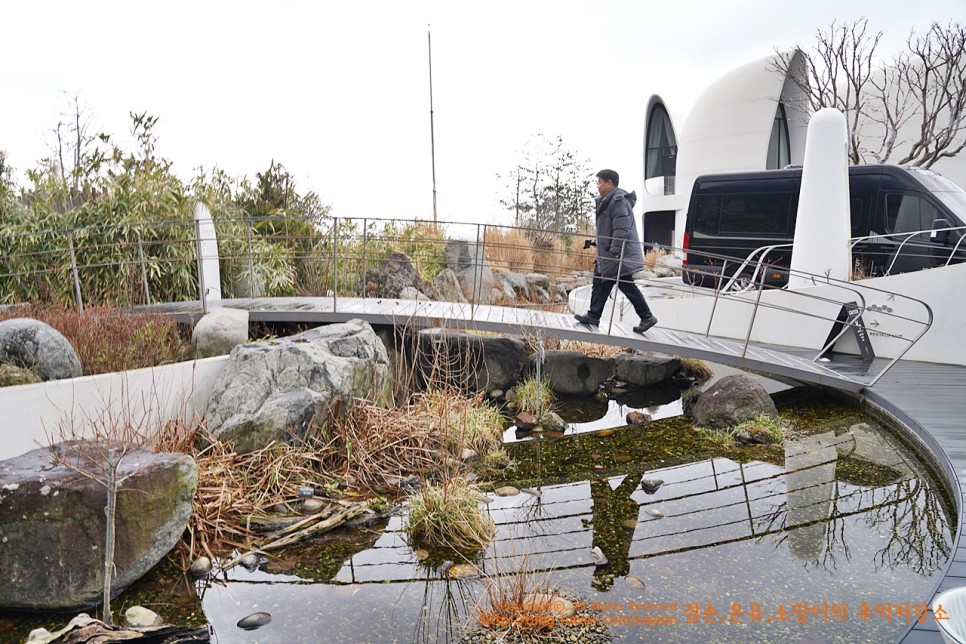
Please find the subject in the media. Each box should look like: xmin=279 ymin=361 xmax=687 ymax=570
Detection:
xmin=906 ymin=168 xmax=966 ymax=221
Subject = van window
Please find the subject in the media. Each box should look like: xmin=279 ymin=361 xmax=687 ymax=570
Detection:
xmin=719 ymin=194 xmax=792 ymax=235
xmin=886 ymin=194 xmax=942 ymax=240
xmin=850 ymin=198 xmax=867 ymax=236
xmin=691 ymin=196 xmax=720 ymax=236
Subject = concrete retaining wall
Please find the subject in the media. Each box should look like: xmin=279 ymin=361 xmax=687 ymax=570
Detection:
xmin=0 ymin=357 xmax=229 ymax=461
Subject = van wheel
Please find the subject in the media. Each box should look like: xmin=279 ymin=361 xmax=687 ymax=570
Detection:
xmin=727 ymin=274 xmax=756 ymax=292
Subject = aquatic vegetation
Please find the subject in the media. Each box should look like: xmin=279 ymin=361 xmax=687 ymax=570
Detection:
xmin=512 ymin=376 xmax=556 ymax=416
xmin=406 ymin=477 xmax=495 ymax=551
xmin=678 ymin=356 xmax=714 ymax=382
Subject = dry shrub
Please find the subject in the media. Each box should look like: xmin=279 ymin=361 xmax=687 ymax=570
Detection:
xmin=484 ymin=227 xmax=596 ymax=276
xmin=485 ymin=227 xmax=535 ymax=273
xmin=160 ymin=389 xmax=505 ymax=559
xmin=477 ymin=551 xmax=556 ymax=637
xmin=560 ymin=339 xmax=629 ymax=359
xmin=644 ymin=248 xmax=666 ymax=270
xmin=0 ymin=304 xmax=189 ymax=375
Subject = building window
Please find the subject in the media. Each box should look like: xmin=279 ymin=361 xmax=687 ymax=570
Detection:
xmin=766 ymin=103 xmax=790 ymax=169
xmin=646 ymin=105 xmax=677 ymax=180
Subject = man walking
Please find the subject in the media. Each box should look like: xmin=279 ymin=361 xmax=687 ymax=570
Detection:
xmin=574 ymin=169 xmax=658 ymax=334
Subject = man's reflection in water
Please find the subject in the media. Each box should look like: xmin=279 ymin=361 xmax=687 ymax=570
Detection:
xmin=589 ymin=468 xmax=645 ymax=590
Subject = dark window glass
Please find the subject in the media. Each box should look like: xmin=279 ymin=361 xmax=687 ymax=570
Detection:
xmin=849 ymin=198 xmax=865 ymax=236
xmin=719 ymin=194 xmax=792 ymax=235
xmin=766 ymin=104 xmax=790 ymax=170
xmin=886 ymin=194 xmax=940 ymax=240
xmin=646 ymin=105 xmax=678 ymax=180
xmin=691 ymin=197 xmax=719 ymax=236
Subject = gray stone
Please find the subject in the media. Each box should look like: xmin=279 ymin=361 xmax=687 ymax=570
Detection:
xmin=398 ymin=286 xmax=429 ymax=301
xmin=497 ymin=271 xmax=529 ymax=300
xmin=612 ymin=351 xmax=681 ymax=387
xmin=525 ymin=273 xmax=551 ymax=291
xmin=430 ymin=268 xmax=467 ymax=303
xmin=237 ymin=612 xmax=272 ymax=630
xmin=0 ymin=318 xmax=81 ymax=380
xmin=205 ymin=320 xmax=391 ymax=454
xmin=537 ymin=411 xmax=566 ymax=432
xmin=191 ymin=307 xmax=249 ymax=359
xmin=445 ymin=240 xmax=494 ymax=304
xmin=640 ymin=478 xmax=664 ymax=494
xmin=187 ymin=556 xmax=212 ymax=579
xmin=524 ymin=350 xmax=611 ymax=397
xmin=362 ymin=252 xmax=423 ymax=298
xmin=0 ymin=442 xmax=197 ymax=611
xmin=124 ymin=605 xmax=163 ymax=627
xmin=416 ymin=329 xmax=526 ymax=394
xmin=688 ymin=374 xmax=778 ymax=430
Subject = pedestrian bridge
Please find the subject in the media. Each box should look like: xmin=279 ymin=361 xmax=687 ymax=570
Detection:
xmin=148 ymin=294 xmax=891 ymax=393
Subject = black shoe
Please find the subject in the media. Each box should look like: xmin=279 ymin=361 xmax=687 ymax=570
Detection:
xmin=575 ymin=313 xmax=601 ymax=325
xmin=633 ymin=316 xmax=658 ymax=334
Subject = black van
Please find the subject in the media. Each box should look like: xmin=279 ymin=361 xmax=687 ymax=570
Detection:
xmin=681 ymin=165 xmax=966 ymax=288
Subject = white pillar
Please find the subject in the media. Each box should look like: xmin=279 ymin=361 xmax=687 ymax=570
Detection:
xmin=788 ymin=108 xmax=852 ymax=288
xmin=193 ymin=203 xmax=223 ymax=303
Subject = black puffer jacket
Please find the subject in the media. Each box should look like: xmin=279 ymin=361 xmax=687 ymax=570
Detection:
xmin=595 ymin=188 xmax=644 ymax=278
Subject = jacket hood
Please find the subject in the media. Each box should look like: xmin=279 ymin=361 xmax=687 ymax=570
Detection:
xmin=597 ymin=187 xmax=637 ymax=210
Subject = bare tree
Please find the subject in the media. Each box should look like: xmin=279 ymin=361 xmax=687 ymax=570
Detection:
xmin=498 ymin=134 xmax=595 ymax=242
xmin=44 ymin=397 xmax=157 ymax=627
xmin=773 ymin=19 xmax=966 ymax=168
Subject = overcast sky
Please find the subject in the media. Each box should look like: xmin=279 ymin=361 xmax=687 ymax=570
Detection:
xmin=4 ymin=0 xmax=963 ymax=226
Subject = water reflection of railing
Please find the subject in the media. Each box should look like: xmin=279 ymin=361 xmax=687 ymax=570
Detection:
xmin=223 ymin=425 xmax=948 ymax=592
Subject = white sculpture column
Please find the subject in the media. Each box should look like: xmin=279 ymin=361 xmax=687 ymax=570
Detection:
xmin=788 ymin=108 xmax=852 ymax=288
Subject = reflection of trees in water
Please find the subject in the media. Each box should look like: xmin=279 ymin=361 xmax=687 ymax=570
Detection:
xmin=407 ymin=566 xmax=475 ymax=644
xmin=589 ymin=467 xmax=646 ymax=590
xmin=864 ymin=478 xmax=951 ymax=576
xmin=752 ymin=469 xmax=949 ymax=575
xmin=753 ymin=479 xmax=853 ymax=572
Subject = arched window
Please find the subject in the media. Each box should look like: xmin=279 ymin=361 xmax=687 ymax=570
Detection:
xmin=646 ymin=105 xmax=677 ymax=180
xmin=767 ymin=103 xmax=790 ymax=169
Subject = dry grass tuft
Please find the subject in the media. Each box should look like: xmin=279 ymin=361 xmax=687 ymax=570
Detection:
xmin=0 ymin=304 xmax=189 ymax=374
xmin=406 ymin=476 xmax=495 ymax=551
xmin=485 ymin=228 xmax=535 ymax=273
xmin=560 ymin=339 xmax=629 ymax=360
xmin=678 ymin=357 xmax=714 ymax=382
xmin=476 ymin=551 xmax=556 ymax=636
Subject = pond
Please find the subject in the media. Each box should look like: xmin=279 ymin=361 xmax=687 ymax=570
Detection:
xmin=3 ymin=383 xmax=955 ymax=643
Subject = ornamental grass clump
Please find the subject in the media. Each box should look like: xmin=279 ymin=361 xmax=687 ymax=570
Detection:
xmin=419 ymin=390 xmax=505 ymax=456
xmin=512 ymin=376 xmax=555 ymax=416
xmin=406 ymin=477 xmax=495 ymax=551
xmin=678 ymin=357 xmax=714 ymax=382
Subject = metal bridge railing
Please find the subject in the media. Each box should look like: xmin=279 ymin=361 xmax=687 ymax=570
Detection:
xmin=0 ymin=215 xmax=934 ymax=386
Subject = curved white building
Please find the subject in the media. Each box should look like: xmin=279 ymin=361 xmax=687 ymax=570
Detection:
xmin=641 ymin=49 xmax=966 ymax=250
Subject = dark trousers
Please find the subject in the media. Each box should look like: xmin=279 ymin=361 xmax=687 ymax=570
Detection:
xmin=588 ymin=273 xmax=652 ymax=320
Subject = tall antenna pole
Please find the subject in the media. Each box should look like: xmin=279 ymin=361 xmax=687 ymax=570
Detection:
xmin=428 ymin=25 xmax=438 ymax=224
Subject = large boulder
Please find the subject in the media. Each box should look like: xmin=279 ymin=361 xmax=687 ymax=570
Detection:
xmin=0 ymin=442 xmax=197 ymax=611
xmin=416 ymin=329 xmax=527 ymax=394
xmin=0 ymin=318 xmax=82 ymax=380
xmin=204 ymin=320 xmax=391 ymax=454
xmin=191 ymin=307 xmax=249 ymax=359
xmin=445 ymin=240 xmax=495 ymax=304
xmin=496 ymin=271 xmax=529 ymax=301
xmin=688 ymin=374 xmax=778 ymax=430
xmin=612 ymin=351 xmax=681 ymax=386
xmin=362 ymin=252 xmax=423 ymax=298
xmin=430 ymin=269 xmax=467 ymax=303
xmin=524 ymin=350 xmax=611 ymax=397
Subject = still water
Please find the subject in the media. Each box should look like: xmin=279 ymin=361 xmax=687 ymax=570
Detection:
xmin=194 ymin=389 xmax=954 ymax=643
